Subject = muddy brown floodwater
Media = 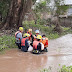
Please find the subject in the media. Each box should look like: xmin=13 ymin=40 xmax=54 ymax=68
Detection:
xmin=0 ymin=34 xmax=72 ymax=72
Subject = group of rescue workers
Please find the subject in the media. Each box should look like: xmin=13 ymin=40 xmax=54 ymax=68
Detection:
xmin=15 ymin=27 xmax=48 ymax=54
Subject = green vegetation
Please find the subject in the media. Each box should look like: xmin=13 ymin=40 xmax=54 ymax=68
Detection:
xmin=23 ymin=20 xmax=72 ymax=39
xmin=0 ymin=35 xmax=17 ymax=51
xmin=22 ymin=20 xmax=59 ymax=39
xmin=0 ymin=20 xmax=72 ymax=52
xmin=59 ymin=65 xmax=72 ymax=72
xmin=0 ymin=0 xmax=10 ymax=21
xmin=40 ymin=65 xmax=72 ymax=72
xmin=62 ymin=27 xmax=72 ymax=35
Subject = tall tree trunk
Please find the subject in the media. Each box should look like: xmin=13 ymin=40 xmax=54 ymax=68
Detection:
xmin=0 ymin=12 xmax=2 ymax=22
xmin=1 ymin=0 xmax=32 ymax=29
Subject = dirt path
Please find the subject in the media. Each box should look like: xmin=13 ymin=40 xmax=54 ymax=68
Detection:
xmin=0 ymin=34 xmax=72 ymax=72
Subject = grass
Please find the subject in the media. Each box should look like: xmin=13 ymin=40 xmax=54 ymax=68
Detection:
xmin=40 ymin=65 xmax=72 ymax=72
xmin=61 ymin=27 xmax=72 ymax=35
xmin=0 ymin=35 xmax=17 ymax=51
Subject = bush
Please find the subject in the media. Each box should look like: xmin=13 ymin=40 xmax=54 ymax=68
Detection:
xmin=22 ymin=20 xmax=72 ymax=40
xmin=40 ymin=65 xmax=72 ymax=72
xmin=47 ymin=33 xmax=59 ymax=39
xmin=22 ymin=20 xmax=59 ymax=39
xmin=59 ymin=65 xmax=72 ymax=72
xmin=61 ymin=27 xmax=72 ymax=35
xmin=0 ymin=35 xmax=17 ymax=51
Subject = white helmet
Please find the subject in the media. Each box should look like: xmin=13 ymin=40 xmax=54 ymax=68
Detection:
xmin=35 ymin=30 xmax=39 ymax=33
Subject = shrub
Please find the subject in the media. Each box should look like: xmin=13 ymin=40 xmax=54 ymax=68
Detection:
xmin=40 ymin=65 xmax=72 ymax=72
xmin=0 ymin=35 xmax=17 ymax=51
xmin=22 ymin=20 xmax=72 ymax=40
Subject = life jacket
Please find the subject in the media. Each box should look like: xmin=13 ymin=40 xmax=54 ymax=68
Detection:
xmin=46 ymin=38 xmax=48 ymax=46
xmin=21 ymin=38 xmax=27 ymax=46
xmin=15 ymin=31 xmax=20 ymax=38
xmin=33 ymin=41 xmax=39 ymax=49
xmin=42 ymin=38 xmax=48 ymax=46
xmin=42 ymin=39 xmax=46 ymax=46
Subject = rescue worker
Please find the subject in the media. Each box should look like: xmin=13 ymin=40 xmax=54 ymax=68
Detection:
xmin=21 ymin=33 xmax=30 ymax=52
xmin=30 ymin=30 xmax=40 ymax=47
xmin=42 ymin=35 xmax=48 ymax=52
xmin=15 ymin=27 xmax=23 ymax=49
xmin=34 ymin=30 xmax=39 ymax=38
xmin=27 ymin=29 xmax=33 ymax=41
xmin=32 ymin=35 xmax=42 ymax=54
xmin=32 ymin=30 xmax=40 ymax=42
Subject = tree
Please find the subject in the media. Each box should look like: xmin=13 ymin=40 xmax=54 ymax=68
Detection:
xmin=33 ymin=0 xmax=50 ymax=24
xmin=53 ymin=0 xmax=69 ymax=33
xmin=0 ymin=0 xmax=10 ymax=22
xmin=0 ymin=0 xmax=33 ymax=29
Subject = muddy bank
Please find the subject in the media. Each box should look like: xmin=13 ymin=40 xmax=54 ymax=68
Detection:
xmin=0 ymin=34 xmax=72 ymax=72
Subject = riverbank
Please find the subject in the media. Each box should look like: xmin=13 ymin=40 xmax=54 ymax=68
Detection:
xmin=0 ymin=34 xmax=72 ymax=72
xmin=0 ymin=22 xmax=72 ymax=51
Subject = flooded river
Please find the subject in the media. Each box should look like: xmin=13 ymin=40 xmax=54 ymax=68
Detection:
xmin=0 ymin=34 xmax=72 ymax=72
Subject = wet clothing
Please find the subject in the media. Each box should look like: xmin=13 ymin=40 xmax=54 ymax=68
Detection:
xmin=16 ymin=43 xmax=21 ymax=49
xmin=21 ymin=37 xmax=29 ymax=52
xmin=44 ymin=47 xmax=48 ymax=52
xmin=33 ymin=41 xmax=41 ymax=51
xmin=42 ymin=47 xmax=48 ymax=52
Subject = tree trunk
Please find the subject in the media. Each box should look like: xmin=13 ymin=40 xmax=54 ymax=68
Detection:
xmin=0 ymin=12 xmax=2 ymax=22
xmin=54 ymin=17 xmax=63 ymax=34
xmin=1 ymin=0 xmax=32 ymax=29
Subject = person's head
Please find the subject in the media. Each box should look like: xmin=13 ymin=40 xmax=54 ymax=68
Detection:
xmin=35 ymin=30 xmax=39 ymax=36
xmin=23 ymin=33 xmax=30 ymax=39
xmin=28 ymin=29 xmax=32 ymax=33
xmin=36 ymin=35 xmax=42 ymax=41
xmin=42 ymin=35 xmax=46 ymax=40
xmin=19 ymin=27 xmax=24 ymax=33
